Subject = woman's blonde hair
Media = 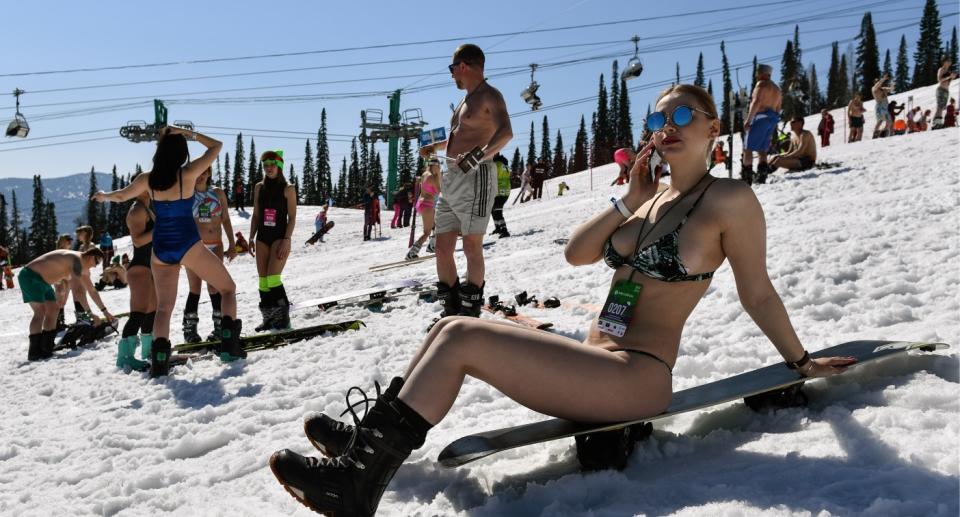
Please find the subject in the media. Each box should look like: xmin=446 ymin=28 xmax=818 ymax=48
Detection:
xmin=655 ymin=84 xmax=719 ymax=165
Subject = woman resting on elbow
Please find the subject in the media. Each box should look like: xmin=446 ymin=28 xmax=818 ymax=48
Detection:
xmin=268 ymin=84 xmax=857 ymax=516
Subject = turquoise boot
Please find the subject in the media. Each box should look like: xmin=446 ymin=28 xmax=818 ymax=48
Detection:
xmin=140 ymin=333 xmax=153 ymax=361
xmin=117 ymin=336 xmax=150 ymax=371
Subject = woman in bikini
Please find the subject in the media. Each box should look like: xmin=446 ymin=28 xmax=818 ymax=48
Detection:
xmin=250 ymin=150 xmax=297 ymax=331
xmin=405 ymin=156 xmax=441 ymax=260
xmin=115 ymin=180 xmax=157 ymax=371
xmin=268 ymin=84 xmax=857 ymax=516
xmin=92 ymin=126 xmax=242 ymax=377
xmin=182 ymin=167 xmax=236 ymax=343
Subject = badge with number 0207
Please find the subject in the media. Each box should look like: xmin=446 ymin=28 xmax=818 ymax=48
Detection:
xmin=597 ymin=280 xmax=642 ymax=338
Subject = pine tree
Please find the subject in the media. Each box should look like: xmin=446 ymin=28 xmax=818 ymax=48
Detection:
xmin=675 ymin=62 xmax=680 ymax=85
xmin=348 ymin=138 xmax=360 ymax=203
xmin=317 ymin=109 xmax=332 ymax=204
xmin=10 ymin=191 xmax=27 ymax=264
xmin=609 ymin=61 xmax=620 ymax=146
xmin=594 ymin=74 xmax=611 ymax=165
xmin=510 ymin=147 xmax=522 ymax=176
xmin=540 ymin=115 xmax=551 ymax=175
xmin=950 ymin=26 xmax=959 ymax=73
xmin=359 ymin=123 xmax=370 ymax=190
xmin=720 ymin=41 xmax=733 ymax=135
xmin=694 ymin=53 xmax=705 ymax=88
xmin=288 ymin=163 xmax=300 ymax=202
xmin=793 ymin=25 xmax=803 ymax=70
xmin=0 ymin=194 xmax=8 ymax=247
xmin=808 ymin=64 xmax=823 ymax=112
xmin=527 ymin=121 xmax=536 ymax=166
xmin=589 ymin=112 xmax=599 ymax=168
xmin=233 ymin=134 xmax=245 ymax=205
xmin=573 ymin=115 xmax=588 ymax=173
xmin=83 ymin=167 xmax=100 ymax=231
xmin=707 ymin=78 xmax=713 ymax=97
xmin=336 ymin=157 xmax=348 ymax=205
xmin=370 ymin=151 xmax=384 ymax=193
xmin=302 ymin=139 xmax=316 ymax=205
xmin=28 ymin=175 xmax=49 ymax=257
xmin=223 ymin=153 xmax=232 ymax=203
xmin=913 ymin=0 xmax=943 ymax=87
xmin=398 ymin=138 xmax=414 ymax=187
xmin=618 ymin=78 xmax=632 ymax=148
xmin=856 ymin=12 xmax=881 ymax=98
xmin=552 ymin=130 xmax=566 ymax=177
xmin=107 ymin=165 xmax=121 ymax=237
xmin=838 ymin=53 xmax=851 ymax=104
xmin=215 ymin=155 xmax=222 ymax=188
xmin=780 ymin=40 xmax=801 ymax=119
xmin=44 ymin=201 xmax=57 ymax=250
xmin=882 ymin=49 xmax=893 ymax=82
xmin=827 ymin=42 xmax=842 ymax=107
xmin=247 ymin=138 xmax=258 ymax=203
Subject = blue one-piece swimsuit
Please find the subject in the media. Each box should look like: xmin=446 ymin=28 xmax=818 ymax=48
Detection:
xmin=151 ymin=169 xmax=200 ymax=264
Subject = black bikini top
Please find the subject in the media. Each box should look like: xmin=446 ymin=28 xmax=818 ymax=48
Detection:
xmin=603 ymin=178 xmax=718 ymax=282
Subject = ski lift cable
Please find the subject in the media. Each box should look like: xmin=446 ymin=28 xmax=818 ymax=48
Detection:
xmin=0 ymin=136 xmax=119 ymax=153
xmin=0 ymin=0 xmax=804 ymax=79
xmin=1 ymin=0 xmax=888 ymax=112
xmin=507 ymin=11 xmax=955 ymax=119
xmin=0 ymin=127 xmax=116 ymax=145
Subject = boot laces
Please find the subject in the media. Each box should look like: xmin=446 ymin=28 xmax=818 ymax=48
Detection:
xmin=336 ymin=382 xmax=386 ymax=468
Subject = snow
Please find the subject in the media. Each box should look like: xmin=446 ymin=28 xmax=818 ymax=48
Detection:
xmin=0 ymin=83 xmax=958 ymax=516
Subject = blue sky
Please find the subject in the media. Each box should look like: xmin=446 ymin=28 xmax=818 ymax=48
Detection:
xmin=1 ymin=0 xmax=956 ymax=181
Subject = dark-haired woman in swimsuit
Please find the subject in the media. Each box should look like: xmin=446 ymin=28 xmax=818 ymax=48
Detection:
xmin=93 ymin=126 xmax=242 ymax=377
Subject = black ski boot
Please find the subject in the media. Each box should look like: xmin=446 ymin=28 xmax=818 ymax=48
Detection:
xmin=274 ymin=296 xmax=291 ymax=331
xmin=303 ymin=377 xmax=405 ymax=457
xmin=206 ymin=310 xmax=222 ymax=343
xmin=220 ymin=316 xmax=246 ymax=362
xmin=755 ymin=163 xmax=769 ymax=184
xmin=150 ymin=338 xmax=171 ymax=378
xmin=56 ymin=308 xmax=67 ymax=332
xmin=740 ymin=165 xmax=754 ymax=185
xmin=427 ymin=280 xmax=461 ymax=331
xmin=27 ymin=333 xmax=43 ymax=361
xmin=182 ymin=312 xmax=202 ymax=343
xmin=270 ymin=389 xmax=431 ymax=517
xmin=255 ymin=304 xmax=279 ymax=332
xmin=458 ymin=282 xmax=484 ymax=317
xmin=41 ymin=330 xmax=57 ymax=358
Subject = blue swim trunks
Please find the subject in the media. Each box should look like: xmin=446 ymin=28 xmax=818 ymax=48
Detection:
xmin=745 ymin=109 xmax=780 ymax=152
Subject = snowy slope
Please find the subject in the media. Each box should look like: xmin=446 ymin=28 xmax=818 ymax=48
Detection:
xmin=0 ymin=85 xmax=957 ymax=516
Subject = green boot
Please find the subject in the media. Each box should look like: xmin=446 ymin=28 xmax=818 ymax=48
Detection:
xmin=140 ymin=333 xmax=153 ymax=361
xmin=117 ymin=336 xmax=149 ymax=372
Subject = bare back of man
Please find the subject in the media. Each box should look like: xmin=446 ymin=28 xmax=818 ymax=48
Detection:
xmin=742 ymin=75 xmax=783 ymax=172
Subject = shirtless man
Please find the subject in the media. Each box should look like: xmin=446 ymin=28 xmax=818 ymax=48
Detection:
xmin=933 ymin=58 xmax=957 ymax=129
xmin=847 ymin=93 xmax=866 ymax=142
xmin=19 ymin=248 xmax=111 ymax=360
xmin=418 ymin=43 xmax=513 ymax=319
xmin=742 ymin=64 xmax=782 ymax=185
xmin=769 ymin=116 xmax=817 ymax=173
xmin=872 ymin=73 xmax=893 ymax=138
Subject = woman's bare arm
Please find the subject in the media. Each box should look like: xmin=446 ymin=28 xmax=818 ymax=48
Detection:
xmin=565 ymin=142 xmax=661 ymax=265
xmin=92 ymin=173 xmax=148 ymax=203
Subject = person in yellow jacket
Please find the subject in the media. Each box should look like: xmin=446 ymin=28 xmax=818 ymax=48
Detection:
xmin=490 ymin=154 xmax=512 ymax=237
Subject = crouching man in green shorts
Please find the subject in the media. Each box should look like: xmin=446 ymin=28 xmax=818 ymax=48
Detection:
xmin=20 ymin=247 xmax=112 ymax=360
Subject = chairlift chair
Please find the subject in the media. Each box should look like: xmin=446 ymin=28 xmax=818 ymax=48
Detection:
xmin=521 ymin=64 xmax=542 ymax=111
xmin=402 ymin=108 xmax=424 ymax=126
xmin=621 ymin=36 xmax=643 ymax=81
xmin=362 ymin=109 xmax=384 ymax=125
xmin=5 ymin=89 xmax=29 ymax=138
xmin=172 ymin=120 xmax=195 ymax=132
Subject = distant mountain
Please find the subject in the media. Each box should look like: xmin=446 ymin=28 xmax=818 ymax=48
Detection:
xmin=0 ymin=172 xmax=114 ymax=234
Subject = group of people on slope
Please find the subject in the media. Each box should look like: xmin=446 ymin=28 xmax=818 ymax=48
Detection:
xmin=21 ymin=127 xmax=296 ymax=376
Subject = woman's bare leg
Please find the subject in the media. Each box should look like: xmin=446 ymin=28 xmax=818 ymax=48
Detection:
xmin=150 ymin=260 xmax=181 ymax=340
xmin=180 ymin=243 xmax=236 ymax=319
xmin=414 ymin=209 xmax=435 ymax=247
xmin=398 ymin=317 xmax=672 ymax=425
xmin=185 ymin=266 xmax=202 ymax=295
xmin=267 ymin=241 xmax=289 ymax=276
xmin=127 ymin=267 xmax=155 ymax=313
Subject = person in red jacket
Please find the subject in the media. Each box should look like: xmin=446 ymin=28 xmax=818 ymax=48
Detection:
xmin=817 ymin=109 xmax=835 ymax=147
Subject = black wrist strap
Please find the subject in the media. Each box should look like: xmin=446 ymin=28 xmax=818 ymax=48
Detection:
xmin=785 ymin=350 xmax=811 ymax=370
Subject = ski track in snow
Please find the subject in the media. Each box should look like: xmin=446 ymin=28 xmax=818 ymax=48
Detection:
xmin=0 ymin=84 xmax=958 ymax=516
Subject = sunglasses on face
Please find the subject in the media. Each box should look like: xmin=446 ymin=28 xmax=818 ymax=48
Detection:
xmin=448 ymin=61 xmax=462 ymax=73
xmin=646 ymin=105 xmax=715 ymax=131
